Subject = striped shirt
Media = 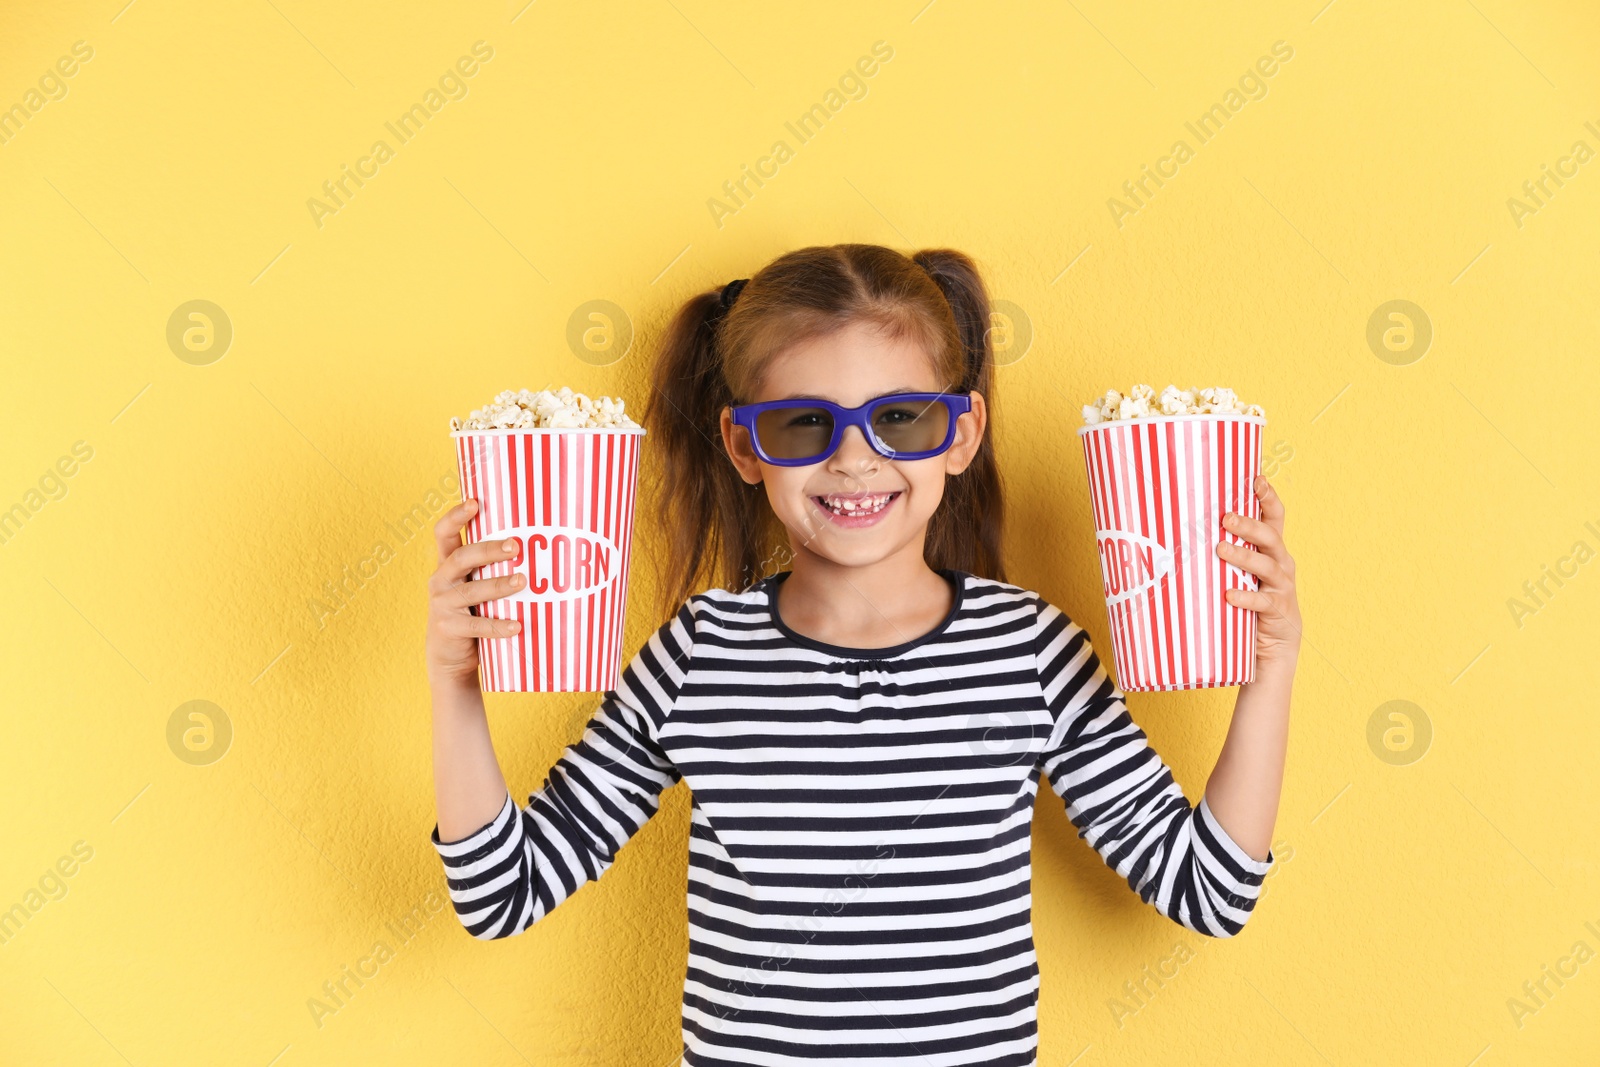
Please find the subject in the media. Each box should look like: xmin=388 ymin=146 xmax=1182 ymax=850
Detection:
xmin=432 ymin=568 xmax=1274 ymax=1065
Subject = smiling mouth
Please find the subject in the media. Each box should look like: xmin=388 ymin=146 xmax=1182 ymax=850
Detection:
xmin=812 ymin=491 xmax=901 ymax=517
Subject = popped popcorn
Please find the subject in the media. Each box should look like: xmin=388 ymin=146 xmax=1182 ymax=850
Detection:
xmin=1081 ymin=384 xmax=1264 ymax=425
xmin=451 ymin=386 xmax=640 ymax=431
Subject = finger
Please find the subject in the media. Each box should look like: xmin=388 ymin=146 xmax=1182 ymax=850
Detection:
xmin=1227 ymin=587 xmax=1303 ymax=638
xmin=1224 ymin=586 xmax=1278 ymax=614
xmin=443 ymin=571 xmax=527 ymax=610
xmin=1222 ymin=511 xmax=1285 ymax=558
xmin=1216 ymin=540 xmax=1285 ymax=584
xmin=443 ymin=536 xmax=522 ymax=583
xmin=434 ymin=499 xmax=479 ymax=562
xmin=440 ymin=613 xmax=523 ymax=639
xmin=1254 ymin=475 xmax=1286 ymax=533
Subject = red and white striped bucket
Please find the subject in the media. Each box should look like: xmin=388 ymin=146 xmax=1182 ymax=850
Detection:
xmin=1077 ymin=414 xmax=1264 ymax=692
xmin=451 ymin=426 xmax=646 ymax=692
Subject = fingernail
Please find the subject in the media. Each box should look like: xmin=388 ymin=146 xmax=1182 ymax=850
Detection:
xmin=504 ymin=539 xmax=517 ymax=551
xmin=510 ymin=621 xmax=521 ymax=633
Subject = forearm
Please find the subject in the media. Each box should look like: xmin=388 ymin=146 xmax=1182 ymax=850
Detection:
xmin=431 ymin=673 xmax=513 ymax=843
xmin=1201 ymin=654 xmax=1296 ymax=862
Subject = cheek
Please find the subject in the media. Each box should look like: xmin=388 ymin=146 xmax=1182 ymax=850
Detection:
xmin=899 ymin=465 xmax=946 ymax=516
xmin=760 ymin=467 xmax=814 ymax=513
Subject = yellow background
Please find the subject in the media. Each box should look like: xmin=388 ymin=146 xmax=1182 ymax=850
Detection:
xmin=3 ymin=1 xmax=1598 ymax=1063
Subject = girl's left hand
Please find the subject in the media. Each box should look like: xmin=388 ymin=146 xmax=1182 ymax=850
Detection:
xmin=1217 ymin=475 xmax=1302 ymax=670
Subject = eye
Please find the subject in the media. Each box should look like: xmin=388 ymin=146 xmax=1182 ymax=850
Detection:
xmin=786 ymin=412 xmax=827 ymax=428
xmin=875 ymin=405 xmax=923 ymax=425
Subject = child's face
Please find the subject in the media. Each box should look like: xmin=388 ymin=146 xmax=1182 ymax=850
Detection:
xmin=719 ymin=320 xmax=987 ymax=570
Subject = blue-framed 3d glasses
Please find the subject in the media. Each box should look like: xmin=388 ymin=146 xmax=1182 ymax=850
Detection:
xmin=728 ymin=391 xmax=972 ymax=466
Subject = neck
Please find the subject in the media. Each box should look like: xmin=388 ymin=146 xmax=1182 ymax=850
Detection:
xmin=776 ymin=533 xmax=953 ymax=649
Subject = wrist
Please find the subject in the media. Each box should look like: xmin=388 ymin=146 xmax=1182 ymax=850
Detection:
xmin=1251 ymin=652 xmax=1299 ymax=683
xmin=429 ymin=669 xmax=486 ymax=708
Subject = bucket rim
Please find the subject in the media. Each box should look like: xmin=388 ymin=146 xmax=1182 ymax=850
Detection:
xmin=450 ymin=426 xmax=647 ymax=437
xmin=1077 ymin=413 xmax=1266 ymax=435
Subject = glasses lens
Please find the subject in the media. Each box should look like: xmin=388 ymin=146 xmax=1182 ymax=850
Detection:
xmin=753 ymin=405 xmax=835 ymax=461
xmin=872 ymin=397 xmax=950 ymax=454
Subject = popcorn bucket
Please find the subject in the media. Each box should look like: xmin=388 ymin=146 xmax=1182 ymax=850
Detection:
xmin=451 ymin=426 xmax=646 ymax=692
xmin=1077 ymin=414 xmax=1264 ymax=692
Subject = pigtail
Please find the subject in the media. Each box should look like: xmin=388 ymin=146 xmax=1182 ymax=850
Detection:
xmin=911 ymin=248 xmax=1009 ymax=585
xmin=644 ymin=289 xmax=776 ymax=620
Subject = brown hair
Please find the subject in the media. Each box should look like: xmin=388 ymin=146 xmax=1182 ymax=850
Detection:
xmin=643 ymin=243 xmax=1007 ymax=617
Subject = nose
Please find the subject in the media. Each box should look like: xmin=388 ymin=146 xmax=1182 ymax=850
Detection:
xmin=827 ymin=421 xmax=883 ymax=475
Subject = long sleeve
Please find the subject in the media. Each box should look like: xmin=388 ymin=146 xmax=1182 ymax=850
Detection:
xmin=1032 ymin=597 xmax=1273 ymax=938
xmin=431 ymin=600 xmax=697 ymax=939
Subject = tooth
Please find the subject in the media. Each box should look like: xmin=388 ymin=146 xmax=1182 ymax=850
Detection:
xmin=820 ymin=493 xmax=894 ymax=515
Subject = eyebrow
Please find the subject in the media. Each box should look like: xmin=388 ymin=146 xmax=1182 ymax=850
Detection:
xmin=779 ymin=386 xmax=928 ymax=403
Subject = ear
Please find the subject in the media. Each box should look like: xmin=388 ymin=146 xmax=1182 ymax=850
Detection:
xmin=942 ymin=391 xmax=987 ymax=476
xmin=720 ymin=406 xmax=765 ymax=485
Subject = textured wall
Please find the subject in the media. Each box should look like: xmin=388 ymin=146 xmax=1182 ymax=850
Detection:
xmin=3 ymin=1 xmax=1598 ymax=1064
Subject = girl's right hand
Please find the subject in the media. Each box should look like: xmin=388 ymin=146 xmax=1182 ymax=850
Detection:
xmin=426 ymin=499 xmax=526 ymax=687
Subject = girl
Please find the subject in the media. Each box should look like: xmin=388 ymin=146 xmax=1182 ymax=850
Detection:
xmin=425 ymin=244 xmax=1301 ymax=1065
